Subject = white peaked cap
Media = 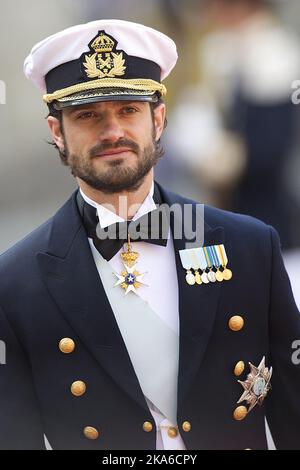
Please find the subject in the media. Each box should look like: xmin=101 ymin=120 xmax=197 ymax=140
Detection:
xmin=24 ymin=19 xmax=178 ymax=109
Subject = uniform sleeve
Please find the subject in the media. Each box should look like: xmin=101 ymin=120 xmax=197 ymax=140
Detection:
xmin=266 ymin=226 xmax=300 ymax=449
xmin=0 ymin=305 xmax=45 ymax=449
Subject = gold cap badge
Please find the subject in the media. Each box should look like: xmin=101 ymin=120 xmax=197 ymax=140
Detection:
xmin=82 ymin=30 xmax=126 ymax=80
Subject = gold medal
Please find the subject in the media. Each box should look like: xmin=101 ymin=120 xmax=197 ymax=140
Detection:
xmin=211 ymin=246 xmax=223 ymax=282
xmin=191 ymin=250 xmax=202 ymax=285
xmin=215 ymin=269 xmax=224 ymax=282
xmin=217 ymin=245 xmax=233 ymax=281
xmin=223 ymin=268 xmax=233 ymax=281
xmin=194 ymin=270 xmax=202 ymax=285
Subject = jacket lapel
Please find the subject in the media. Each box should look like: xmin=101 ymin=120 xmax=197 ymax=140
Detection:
xmin=159 ymin=186 xmax=225 ymax=407
xmin=36 ymin=192 xmax=148 ymax=411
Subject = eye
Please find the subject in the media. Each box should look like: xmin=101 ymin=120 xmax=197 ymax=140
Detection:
xmin=121 ymin=106 xmax=138 ymax=114
xmin=76 ymin=111 xmax=96 ymax=120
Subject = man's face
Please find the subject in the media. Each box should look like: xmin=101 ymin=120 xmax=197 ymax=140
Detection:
xmin=48 ymin=100 xmax=166 ymax=193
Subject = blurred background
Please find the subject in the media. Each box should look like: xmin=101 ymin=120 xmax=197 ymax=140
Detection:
xmin=0 ymin=0 xmax=300 ymax=306
xmin=1 ymin=0 xmax=300 ymax=450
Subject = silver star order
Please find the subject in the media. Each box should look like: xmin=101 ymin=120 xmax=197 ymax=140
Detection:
xmin=237 ymin=356 xmax=272 ymax=412
xmin=114 ymin=263 xmax=147 ymax=296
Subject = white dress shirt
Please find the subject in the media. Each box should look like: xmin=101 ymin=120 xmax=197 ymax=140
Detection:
xmin=80 ymin=184 xmax=186 ymax=450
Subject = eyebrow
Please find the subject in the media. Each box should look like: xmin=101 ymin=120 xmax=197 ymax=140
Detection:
xmin=65 ymin=106 xmax=93 ymax=116
xmin=65 ymin=100 xmax=144 ymax=115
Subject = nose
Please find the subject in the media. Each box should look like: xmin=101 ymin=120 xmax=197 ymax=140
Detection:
xmin=98 ymin=113 xmax=125 ymax=143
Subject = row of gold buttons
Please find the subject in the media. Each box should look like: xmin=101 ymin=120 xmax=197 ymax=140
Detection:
xmin=59 ymin=338 xmax=98 ymax=440
xmin=143 ymin=421 xmax=191 ymax=436
xmin=59 ymin=338 xmax=192 ymax=440
xmin=228 ymin=317 xmax=248 ymax=422
xmin=59 ymin=341 xmax=87 ymax=397
xmin=83 ymin=420 xmax=192 ymax=441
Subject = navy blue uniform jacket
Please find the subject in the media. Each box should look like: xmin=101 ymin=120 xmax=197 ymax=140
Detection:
xmin=0 ymin=184 xmax=299 ymax=449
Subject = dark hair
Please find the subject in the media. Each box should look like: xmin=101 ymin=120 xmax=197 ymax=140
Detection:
xmin=47 ymin=106 xmax=67 ymax=165
xmin=47 ymin=97 xmax=167 ymax=166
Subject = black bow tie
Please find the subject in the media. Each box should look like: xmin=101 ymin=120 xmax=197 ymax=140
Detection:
xmin=77 ymin=184 xmax=169 ymax=261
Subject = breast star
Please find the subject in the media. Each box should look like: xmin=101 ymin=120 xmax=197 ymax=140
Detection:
xmin=237 ymin=356 xmax=272 ymax=412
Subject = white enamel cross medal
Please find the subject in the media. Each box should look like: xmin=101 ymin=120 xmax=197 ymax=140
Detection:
xmin=114 ymin=235 xmax=147 ymax=295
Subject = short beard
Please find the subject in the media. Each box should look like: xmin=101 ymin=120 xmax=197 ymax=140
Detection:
xmin=64 ymin=132 xmax=161 ymax=194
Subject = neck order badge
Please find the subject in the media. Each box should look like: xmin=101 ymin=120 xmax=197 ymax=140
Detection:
xmin=113 ymin=235 xmax=148 ymax=296
xmin=179 ymin=244 xmax=233 ymax=286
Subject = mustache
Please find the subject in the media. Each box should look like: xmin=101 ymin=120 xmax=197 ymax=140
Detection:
xmin=89 ymin=139 xmax=140 ymax=158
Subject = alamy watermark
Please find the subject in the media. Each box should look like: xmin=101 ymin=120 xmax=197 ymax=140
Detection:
xmin=0 ymin=340 xmax=6 ymax=365
xmin=291 ymin=340 xmax=300 ymax=365
xmin=0 ymin=80 xmax=6 ymax=104
xmin=95 ymin=201 xmax=205 ymax=249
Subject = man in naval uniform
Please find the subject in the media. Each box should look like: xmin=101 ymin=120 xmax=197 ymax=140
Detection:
xmin=0 ymin=19 xmax=300 ymax=450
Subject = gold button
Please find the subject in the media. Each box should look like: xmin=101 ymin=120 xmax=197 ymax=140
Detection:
xmin=228 ymin=316 xmax=244 ymax=332
xmin=83 ymin=426 xmax=99 ymax=440
xmin=143 ymin=421 xmax=153 ymax=433
xmin=233 ymin=406 xmax=248 ymax=421
xmin=167 ymin=426 xmax=178 ymax=438
xmin=59 ymin=338 xmax=75 ymax=354
xmin=71 ymin=381 xmax=86 ymax=397
xmin=234 ymin=361 xmax=245 ymax=377
xmin=182 ymin=421 xmax=191 ymax=433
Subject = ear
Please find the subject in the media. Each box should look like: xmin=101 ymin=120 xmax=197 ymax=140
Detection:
xmin=152 ymin=103 xmax=166 ymax=141
xmin=47 ymin=116 xmax=65 ymax=152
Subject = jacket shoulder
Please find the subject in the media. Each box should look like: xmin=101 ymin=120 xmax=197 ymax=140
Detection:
xmin=204 ymin=204 xmax=272 ymax=237
xmin=0 ymin=218 xmax=53 ymax=270
xmin=160 ymin=183 xmax=275 ymax=245
xmin=0 ymin=192 xmax=77 ymax=272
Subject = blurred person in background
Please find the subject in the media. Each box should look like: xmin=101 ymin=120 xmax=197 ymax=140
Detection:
xmin=169 ymin=0 xmax=300 ymax=250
